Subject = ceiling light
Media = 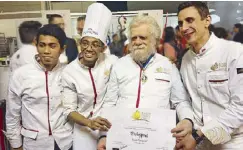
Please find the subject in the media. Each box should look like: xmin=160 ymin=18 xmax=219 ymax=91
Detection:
xmin=236 ymin=17 xmax=243 ymax=20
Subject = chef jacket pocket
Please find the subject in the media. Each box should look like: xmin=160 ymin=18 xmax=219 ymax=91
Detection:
xmin=21 ymin=127 xmax=39 ymax=139
xmin=153 ymin=73 xmax=171 ymax=95
xmin=154 ymin=73 xmax=171 ymax=83
xmin=207 ymin=71 xmax=229 ymax=93
xmin=207 ymin=71 xmax=228 ymax=85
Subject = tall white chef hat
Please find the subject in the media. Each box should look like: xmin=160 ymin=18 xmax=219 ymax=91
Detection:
xmin=81 ymin=3 xmax=112 ymax=45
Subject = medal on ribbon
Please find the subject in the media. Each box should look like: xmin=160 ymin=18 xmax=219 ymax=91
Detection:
xmin=141 ymin=73 xmax=147 ymax=83
xmin=132 ymin=110 xmax=141 ymax=120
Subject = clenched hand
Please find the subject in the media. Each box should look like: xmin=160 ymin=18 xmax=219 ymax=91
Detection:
xmin=87 ymin=116 xmax=111 ymax=131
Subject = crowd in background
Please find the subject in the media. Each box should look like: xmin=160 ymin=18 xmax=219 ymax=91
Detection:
xmin=102 ymin=20 xmax=243 ymax=70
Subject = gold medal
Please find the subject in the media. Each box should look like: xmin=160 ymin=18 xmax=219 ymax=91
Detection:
xmin=132 ymin=110 xmax=141 ymax=120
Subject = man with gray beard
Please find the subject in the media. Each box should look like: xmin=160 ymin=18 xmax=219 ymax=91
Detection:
xmin=97 ymin=15 xmax=193 ymax=150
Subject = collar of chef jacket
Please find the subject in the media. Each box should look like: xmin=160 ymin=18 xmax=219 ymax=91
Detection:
xmin=34 ymin=54 xmax=62 ymax=72
xmin=135 ymin=53 xmax=155 ymax=69
xmin=189 ymin=32 xmax=216 ymax=57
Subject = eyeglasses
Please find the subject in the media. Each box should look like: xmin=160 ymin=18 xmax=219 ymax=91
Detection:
xmin=80 ymin=40 xmax=103 ymax=49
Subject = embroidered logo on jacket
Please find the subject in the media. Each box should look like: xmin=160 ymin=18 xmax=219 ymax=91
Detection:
xmin=210 ymin=62 xmax=227 ymax=71
xmin=155 ymin=67 xmax=170 ymax=74
xmin=156 ymin=67 xmax=163 ymax=73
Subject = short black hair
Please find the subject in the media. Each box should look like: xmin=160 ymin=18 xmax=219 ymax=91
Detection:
xmin=214 ymin=27 xmax=228 ymax=39
xmin=36 ymin=24 xmax=67 ymax=49
xmin=178 ymin=1 xmax=210 ymax=20
xmin=47 ymin=14 xmax=63 ymax=24
xmin=77 ymin=16 xmax=86 ymax=22
xmin=164 ymin=26 xmax=175 ymax=43
xmin=208 ymin=24 xmax=215 ymax=32
xmin=233 ymin=32 xmax=243 ymax=44
xmin=234 ymin=23 xmax=242 ymax=29
xmin=19 ymin=21 xmax=42 ymax=44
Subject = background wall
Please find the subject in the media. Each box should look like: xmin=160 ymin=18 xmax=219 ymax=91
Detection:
xmin=127 ymin=1 xmax=243 ymax=31
xmin=0 ymin=1 xmax=43 ymax=12
xmin=51 ymin=1 xmax=95 ymax=13
xmin=0 ymin=1 xmax=242 ymax=31
xmin=211 ymin=2 xmax=243 ymax=31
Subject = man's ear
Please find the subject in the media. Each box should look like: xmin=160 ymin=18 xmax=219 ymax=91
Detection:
xmin=100 ymin=46 xmax=107 ymax=53
xmin=205 ymin=15 xmax=211 ymax=28
xmin=61 ymin=45 xmax=66 ymax=53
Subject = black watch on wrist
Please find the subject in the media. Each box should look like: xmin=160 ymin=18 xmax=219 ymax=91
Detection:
xmin=191 ymin=129 xmax=204 ymax=145
xmin=97 ymin=135 xmax=106 ymax=142
xmin=184 ymin=118 xmax=194 ymax=129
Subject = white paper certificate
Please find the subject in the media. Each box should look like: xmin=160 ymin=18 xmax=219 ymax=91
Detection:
xmin=101 ymin=108 xmax=176 ymax=150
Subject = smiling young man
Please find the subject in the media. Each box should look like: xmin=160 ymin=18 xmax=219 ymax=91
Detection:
xmin=61 ymin=3 xmax=117 ymax=150
xmin=5 ymin=24 xmax=73 ymax=150
xmin=171 ymin=2 xmax=243 ymax=150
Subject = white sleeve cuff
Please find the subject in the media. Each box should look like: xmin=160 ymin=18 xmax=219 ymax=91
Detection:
xmin=99 ymin=131 xmax=107 ymax=137
xmin=3 ymin=130 xmax=22 ymax=148
xmin=9 ymin=139 xmax=22 ymax=149
xmin=201 ymin=120 xmax=231 ymax=145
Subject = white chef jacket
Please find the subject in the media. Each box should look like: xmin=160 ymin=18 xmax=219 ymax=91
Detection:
xmin=61 ymin=53 xmax=117 ymax=150
xmin=180 ymin=33 xmax=243 ymax=146
xmin=62 ymin=53 xmax=118 ymax=119
xmin=102 ymin=53 xmax=192 ymax=120
xmin=9 ymin=44 xmax=37 ymax=74
xmin=6 ymin=57 xmax=73 ymax=150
